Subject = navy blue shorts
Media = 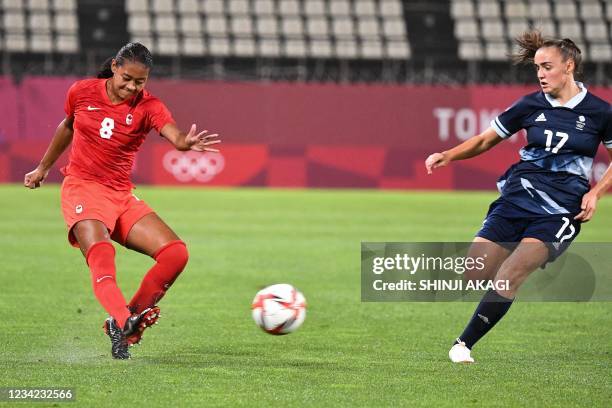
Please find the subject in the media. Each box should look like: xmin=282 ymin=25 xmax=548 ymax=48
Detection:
xmin=476 ymin=198 xmax=582 ymax=263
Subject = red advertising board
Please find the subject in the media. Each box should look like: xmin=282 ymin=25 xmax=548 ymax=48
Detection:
xmin=1 ymin=76 xmax=610 ymax=189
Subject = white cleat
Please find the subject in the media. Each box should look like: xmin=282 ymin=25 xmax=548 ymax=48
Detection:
xmin=449 ymin=339 xmax=475 ymax=363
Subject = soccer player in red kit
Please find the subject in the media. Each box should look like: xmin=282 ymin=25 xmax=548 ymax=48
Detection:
xmin=24 ymin=43 xmax=220 ymax=359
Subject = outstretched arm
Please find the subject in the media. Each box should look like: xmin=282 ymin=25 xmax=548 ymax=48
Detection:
xmin=575 ymin=148 xmax=612 ymax=222
xmin=425 ymin=127 xmax=503 ymax=174
xmin=24 ymin=116 xmax=74 ymax=189
xmin=160 ymin=123 xmax=220 ymax=152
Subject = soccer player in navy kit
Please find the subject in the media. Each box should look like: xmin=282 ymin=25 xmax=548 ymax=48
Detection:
xmin=425 ymin=31 xmax=612 ymax=363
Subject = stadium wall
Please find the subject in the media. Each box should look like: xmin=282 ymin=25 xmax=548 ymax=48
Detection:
xmin=1 ymin=76 xmax=610 ymax=190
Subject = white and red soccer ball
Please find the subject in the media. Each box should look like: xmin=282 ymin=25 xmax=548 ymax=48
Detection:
xmin=251 ymin=284 xmax=307 ymax=335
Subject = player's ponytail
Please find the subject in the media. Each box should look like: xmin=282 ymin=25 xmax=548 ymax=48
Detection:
xmin=96 ymin=57 xmax=114 ymax=78
xmin=95 ymin=42 xmax=154 ymax=79
xmin=512 ymin=30 xmax=545 ymax=65
xmin=512 ymin=30 xmax=583 ymax=77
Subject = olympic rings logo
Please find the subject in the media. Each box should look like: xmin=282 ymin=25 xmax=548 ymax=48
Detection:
xmin=163 ymin=150 xmax=225 ymax=183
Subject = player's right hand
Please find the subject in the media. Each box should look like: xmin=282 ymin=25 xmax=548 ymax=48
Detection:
xmin=425 ymin=152 xmax=450 ymax=174
xmin=24 ymin=167 xmax=49 ymax=189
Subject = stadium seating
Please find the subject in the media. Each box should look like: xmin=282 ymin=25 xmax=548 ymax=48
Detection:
xmin=0 ymin=0 xmax=79 ymax=53
xmin=0 ymin=1 xmax=609 ymax=83
xmin=124 ymin=0 xmax=411 ymax=59
xmin=452 ymin=0 xmax=612 ymax=62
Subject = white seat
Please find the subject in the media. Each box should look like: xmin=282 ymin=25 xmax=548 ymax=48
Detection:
xmin=128 ymin=14 xmax=151 ymax=34
xmin=52 ymin=0 xmax=76 ymax=11
xmin=54 ymin=12 xmax=78 ymax=34
xmin=28 ymin=0 xmax=50 ymax=11
xmin=3 ymin=12 xmax=26 ymax=32
xmin=202 ymin=0 xmax=225 ymax=15
xmin=256 ymin=16 xmax=278 ymax=37
xmin=477 ymin=0 xmax=501 ymax=18
xmin=528 ymin=0 xmax=551 ymax=19
xmin=308 ymin=39 xmax=332 ymax=58
xmin=152 ymin=0 xmax=173 ymax=14
xmin=329 ymin=0 xmax=351 ymax=17
xmin=332 ymin=17 xmax=354 ymax=39
xmin=281 ymin=16 xmax=304 ymax=38
xmin=259 ymin=37 xmax=281 ymax=57
xmin=589 ymin=43 xmax=612 ymax=62
xmin=182 ymin=36 xmax=205 ymax=55
xmin=278 ymin=0 xmax=301 ymax=16
xmin=283 ymin=38 xmax=307 ymax=57
xmin=458 ymin=40 xmax=483 ymax=60
xmin=157 ymin=36 xmax=179 ymax=55
xmin=504 ymin=0 xmax=528 ymax=18
xmin=360 ymin=39 xmax=383 ymax=59
xmin=558 ymin=21 xmax=582 ymax=40
xmin=154 ymin=15 xmax=177 ymax=35
xmin=485 ymin=40 xmax=509 ymax=60
xmin=357 ymin=17 xmax=380 ymax=39
xmin=553 ymin=0 xmax=578 ymax=21
xmin=382 ymin=17 xmax=406 ymax=38
xmin=30 ymin=33 xmax=53 ymax=52
xmin=584 ymin=20 xmax=608 ymax=42
xmin=386 ymin=40 xmax=410 ymax=59
xmin=354 ymin=0 xmax=377 ymax=17
xmin=178 ymin=0 xmax=199 ymax=14
xmin=532 ymin=20 xmax=556 ymax=37
xmin=306 ymin=17 xmax=329 ymax=39
xmin=231 ymin=15 xmax=253 ymax=37
xmin=579 ymin=1 xmax=604 ymax=21
xmin=6 ymin=34 xmax=27 ymax=51
xmin=55 ymin=34 xmax=78 ymax=52
xmin=253 ymin=0 xmax=275 ymax=16
xmin=506 ymin=19 xmax=529 ymax=38
xmin=378 ymin=0 xmax=403 ymax=17
xmin=304 ymin=0 xmax=326 ymax=16
xmin=208 ymin=37 xmax=231 ymax=56
xmin=179 ymin=15 xmax=202 ymax=35
xmin=481 ymin=19 xmax=504 ymax=40
xmin=126 ymin=0 xmax=148 ymax=13
xmin=29 ymin=12 xmax=52 ymax=34
xmin=228 ymin=0 xmax=250 ymax=15
xmin=3 ymin=0 xmax=24 ymax=10
xmin=335 ymin=38 xmax=358 ymax=58
xmin=450 ymin=0 xmax=475 ymax=19
xmin=233 ymin=37 xmax=256 ymax=56
xmin=454 ymin=18 xmax=479 ymax=40
xmin=206 ymin=16 xmax=228 ymax=36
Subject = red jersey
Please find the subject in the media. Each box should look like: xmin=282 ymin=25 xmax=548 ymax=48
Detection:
xmin=61 ymin=78 xmax=174 ymax=190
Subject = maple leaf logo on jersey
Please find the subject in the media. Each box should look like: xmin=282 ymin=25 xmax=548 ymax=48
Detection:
xmin=126 ymin=113 xmax=133 ymax=125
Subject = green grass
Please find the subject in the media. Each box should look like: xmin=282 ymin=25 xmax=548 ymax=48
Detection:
xmin=0 ymin=184 xmax=610 ymax=407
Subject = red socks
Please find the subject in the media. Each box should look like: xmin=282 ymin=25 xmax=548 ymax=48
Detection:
xmin=128 ymin=241 xmax=189 ymax=314
xmin=86 ymin=242 xmax=131 ymax=328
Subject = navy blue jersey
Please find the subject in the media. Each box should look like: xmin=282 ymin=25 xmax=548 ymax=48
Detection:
xmin=490 ymin=83 xmax=612 ymax=215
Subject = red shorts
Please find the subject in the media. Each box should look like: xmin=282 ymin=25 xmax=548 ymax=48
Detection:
xmin=60 ymin=176 xmax=154 ymax=248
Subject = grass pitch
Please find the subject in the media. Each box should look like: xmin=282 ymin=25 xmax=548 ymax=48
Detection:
xmin=0 ymin=184 xmax=610 ymax=407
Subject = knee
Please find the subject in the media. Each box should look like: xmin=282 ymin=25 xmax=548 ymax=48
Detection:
xmin=154 ymin=240 xmax=189 ymax=271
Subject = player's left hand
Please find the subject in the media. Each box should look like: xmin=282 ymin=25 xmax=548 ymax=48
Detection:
xmin=574 ymin=190 xmax=599 ymax=222
xmin=185 ymin=124 xmax=221 ymax=152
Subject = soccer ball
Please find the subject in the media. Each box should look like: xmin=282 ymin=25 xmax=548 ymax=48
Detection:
xmin=251 ymin=284 xmax=307 ymax=335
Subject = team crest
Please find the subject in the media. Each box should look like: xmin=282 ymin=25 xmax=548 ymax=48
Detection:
xmin=126 ymin=113 xmax=133 ymax=125
xmin=575 ymin=115 xmax=585 ymax=131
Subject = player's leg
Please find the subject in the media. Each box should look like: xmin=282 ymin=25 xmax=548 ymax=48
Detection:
xmin=464 ymin=237 xmax=512 ymax=282
xmin=449 ymin=237 xmax=512 ymax=363
xmin=121 ymin=213 xmax=189 ymax=314
xmin=452 ymin=238 xmax=548 ymax=359
xmin=71 ymin=220 xmax=132 ymax=329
